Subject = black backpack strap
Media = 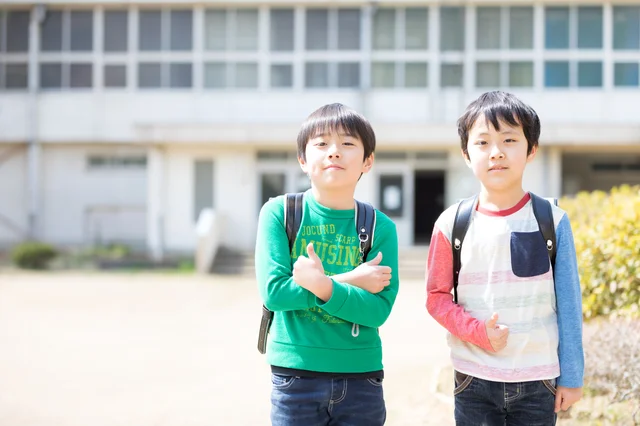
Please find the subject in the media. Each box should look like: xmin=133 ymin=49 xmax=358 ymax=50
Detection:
xmin=451 ymin=196 xmax=477 ymax=304
xmin=530 ymin=193 xmax=557 ymax=272
xmin=355 ymin=200 xmax=376 ymax=263
xmin=258 ymin=193 xmax=304 ymax=355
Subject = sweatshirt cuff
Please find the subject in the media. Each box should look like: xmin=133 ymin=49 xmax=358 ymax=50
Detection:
xmin=316 ymin=279 xmax=348 ymax=314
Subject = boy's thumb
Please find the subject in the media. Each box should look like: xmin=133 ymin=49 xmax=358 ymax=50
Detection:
xmin=307 ymin=243 xmax=318 ymax=258
xmin=486 ymin=312 xmax=499 ymax=328
xmin=366 ymin=252 xmax=383 ymax=265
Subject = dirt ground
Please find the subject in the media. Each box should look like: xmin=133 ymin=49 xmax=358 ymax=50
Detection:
xmin=0 ymin=272 xmax=455 ymax=426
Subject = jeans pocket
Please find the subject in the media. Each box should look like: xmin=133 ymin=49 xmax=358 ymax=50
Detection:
xmin=453 ymin=371 xmax=474 ymax=396
xmin=510 ymin=231 xmax=550 ymax=278
xmin=542 ymin=379 xmax=557 ymax=396
xmin=271 ymin=374 xmax=298 ymax=390
xmin=366 ymin=377 xmax=384 ymax=387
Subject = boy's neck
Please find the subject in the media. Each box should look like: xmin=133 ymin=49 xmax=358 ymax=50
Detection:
xmin=310 ymin=187 xmax=356 ymax=210
xmin=478 ymin=186 xmax=527 ymax=211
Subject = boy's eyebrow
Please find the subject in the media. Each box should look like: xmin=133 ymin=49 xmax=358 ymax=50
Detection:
xmin=476 ymin=129 xmax=519 ymax=136
xmin=310 ymin=131 xmax=357 ymax=138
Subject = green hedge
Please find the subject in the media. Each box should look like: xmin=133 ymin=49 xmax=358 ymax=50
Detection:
xmin=560 ymin=185 xmax=640 ymax=319
xmin=11 ymin=242 xmax=58 ymax=270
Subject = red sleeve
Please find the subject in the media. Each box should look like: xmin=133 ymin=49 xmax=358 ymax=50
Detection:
xmin=425 ymin=227 xmax=494 ymax=352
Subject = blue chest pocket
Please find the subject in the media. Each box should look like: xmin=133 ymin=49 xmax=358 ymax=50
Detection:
xmin=510 ymin=231 xmax=550 ymax=278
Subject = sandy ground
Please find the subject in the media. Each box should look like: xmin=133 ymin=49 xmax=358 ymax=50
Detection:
xmin=0 ymin=272 xmax=455 ymax=426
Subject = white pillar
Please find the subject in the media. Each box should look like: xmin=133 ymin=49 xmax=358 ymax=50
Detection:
xmin=147 ymin=146 xmax=165 ymax=261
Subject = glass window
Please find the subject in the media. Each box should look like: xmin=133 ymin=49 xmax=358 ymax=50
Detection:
xmin=405 ymin=8 xmax=428 ymax=50
xmin=337 ymin=62 xmax=359 ymax=88
xmin=405 ymin=62 xmax=427 ymax=87
xmin=509 ymin=62 xmax=533 ymax=87
xmin=70 ymin=11 xmax=93 ymax=51
xmin=614 ymin=63 xmax=639 ymax=86
xmin=306 ymin=9 xmax=328 ymax=50
xmin=5 ymin=64 xmax=28 ymax=88
xmin=372 ymin=62 xmax=395 ymax=87
xmin=476 ymin=7 xmax=501 ymax=50
xmin=236 ymin=9 xmax=258 ymax=51
xmin=577 ymin=7 xmax=602 ymax=49
xmin=613 ymin=7 xmax=640 ymax=50
xmin=170 ymin=10 xmax=192 ymax=51
xmin=545 ymin=7 xmax=569 ymax=49
xmin=577 ymin=61 xmax=602 ymax=87
xmin=305 ymin=62 xmax=329 ymax=88
xmin=271 ymin=64 xmax=293 ymax=87
xmin=509 ymin=7 xmax=533 ymax=49
xmin=235 ymin=63 xmax=258 ymax=88
xmin=476 ymin=61 xmax=500 ymax=87
xmin=204 ymin=10 xmax=226 ymax=50
xmin=441 ymin=63 xmax=463 ymax=87
xmin=261 ymin=173 xmax=285 ymax=206
xmin=169 ymin=63 xmax=192 ymax=88
xmin=194 ymin=160 xmax=214 ymax=221
xmin=41 ymin=11 xmax=63 ymax=51
xmin=6 ymin=11 xmax=30 ymax=52
xmin=270 ymin=9 xmax=294 ymax=51
xmin=441 ymin=7 xmax=464 ymax=51
xmin=104 ymin=11 xmax=128 ymax=52
xmin=373 ymin=9 xmax=395 ymax=50
xmin=40 ymin=63 xmax=63 ymax=88
xmin=204 ymin=63 xmax=227 ymax=88
xmin=70 ymin=63 xmax=92 ymax=88
xmin=138 ymin=62 xmax=162 ymax=88
xmin=337 ymin=9 xmax=360 ymax=50
xmin=379 ymin=175 xmax=403 ymax=217
xmin=104 ymin=64 xmax=126 ymax=88
xmin=139 ymin=10 xmax=162 ymax=51
xmin=545 ymin=61 xmax=569 ymax=87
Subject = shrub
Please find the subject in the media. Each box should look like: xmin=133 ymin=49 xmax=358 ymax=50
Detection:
xmin=560 ymin=185 xmax=640 ymax=319
xmin=11 ymin=241 xmax=58 ymax=270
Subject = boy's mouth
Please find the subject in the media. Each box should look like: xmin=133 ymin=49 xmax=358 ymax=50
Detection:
xmin=488 ymin=165 xmax=508 ymax=171
xmin=324 ymin=164 xmax=344 ymax=170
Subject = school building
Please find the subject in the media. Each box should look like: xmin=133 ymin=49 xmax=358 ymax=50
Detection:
xmin=0 ymin=1 xmax=639 ymax=260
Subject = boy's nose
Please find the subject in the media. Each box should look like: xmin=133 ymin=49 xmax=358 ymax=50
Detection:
xmin=490 ymin=145 xmax=505 ymax=159
xmin=327 ymin=145 xmax=341 ymax=158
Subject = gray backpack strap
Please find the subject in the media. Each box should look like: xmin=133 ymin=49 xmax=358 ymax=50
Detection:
xmin=354 ymin=200 xmax=376 ymax=264
xmin=451 ymin=195 xmax=477 ymax=304
xmin=530 ymin=193 xmax=557 ymax=272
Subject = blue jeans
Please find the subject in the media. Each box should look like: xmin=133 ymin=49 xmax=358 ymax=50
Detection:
xmin=453 ymin=371 xmax=557 ymax=426
xmin=270 ymin=374 xmax=386 ymax=426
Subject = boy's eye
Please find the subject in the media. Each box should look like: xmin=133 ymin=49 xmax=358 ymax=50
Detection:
xmin=476 ymin=140 xmax=487 ymax=145
xmin=505 ymin=138 xmax=516 ymax=143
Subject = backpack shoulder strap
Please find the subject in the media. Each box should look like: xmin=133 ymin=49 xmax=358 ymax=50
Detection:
xmin=530 ymin=193 xmax=557 ymax=272
xmin=284 ymin=193 xmax=304 ymax=251
xmin=354 ymin=200 xmax=376 ymax=263
xmin=451 ymin=195 xmax=477 ymax=304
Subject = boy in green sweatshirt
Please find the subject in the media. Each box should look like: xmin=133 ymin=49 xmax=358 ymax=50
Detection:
xmin=255 ymin=103 xmax=399 ymax=425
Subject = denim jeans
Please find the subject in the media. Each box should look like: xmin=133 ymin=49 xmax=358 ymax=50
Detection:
xmin=453 ymin=371 xmax=557 ymax=426
xmin=270 ymin=374 xmax=386 ymax=426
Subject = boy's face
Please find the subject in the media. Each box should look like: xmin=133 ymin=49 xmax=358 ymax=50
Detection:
xmin=464 ymin=114 xmax=536 ymax=193
xmin=298 ymin=129 xmax=373 ymax=193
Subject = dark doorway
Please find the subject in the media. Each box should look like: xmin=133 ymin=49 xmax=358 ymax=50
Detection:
xmin=414 ymin=171 xmax=445 ymax=244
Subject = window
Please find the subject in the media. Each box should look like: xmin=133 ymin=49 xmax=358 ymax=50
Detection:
xmin=379 ymin=175 xmax=403 ymax=217
xmin=372 ymin=62 xmax=395 ymax=87
xmin=204 ymin=9 xmax=259 ymax=51
xmin=271 ymin=64 xmax=293 ymax=88
xmin=0 ymin=10 xmax=29 ymax=89
xmin=509 ymin=7 xmax=534 ymax=49
xmin=337 ymin=9 xmax=360 ymax=50
xmin=477 ymin=7 xmax=533 ymax=50
xmin=405 ymin=62 xmax=428 ymax=87
xmin=545 ymin=6 xmax=602 ymax=49
xmin=305 ymin=9 xmax=360 ymax=51
xmin=372 ymin=7 xmax=427 ymax=50
xmin=509 ymin=62 xmax=534 ymax=87
xmin=104 ymin=65 xmax=126 ymax=88
xmin=139 ymin=61 xmax=193 ymax=89
xmin=261 ymin=173 xmax=286 ymax=206
xmin=337 ymin=63 xmax=359 ymax=88
xmin=270 ymin=9 xmax=294 ymax=51
xmin=139 ymin=9 xmax=192 ymax=51
xmin=304 ymin=62 xmax=359 ymax=89
xmin=194 ymin=160 xmax=214 ymax=221
xmin=103 ymin=10 xmax=128 ymax=89
xmin=204 ymin=62 xmax=258 ymax=89
xmin=476 ymin=7 xmax=500 ymax=50
xmin=545 ymin=61 xmax=569 ymax=87
xmin=440 ymin=7 xmax=464 ymax=51
xmin=577 ymin=61 xmax=602 ymax=87
xmin=476 ymin=61 xmax=500 ymax=87
xmin=305 ymin=62 xmax=329 ymax=88
xmin=372 ymin=9 xmax=394 ymax=50
xmin=613 ymin=7 xmax=640 ymax=50
xmin=405 ymin=8 xmax=428 ymax=50
xmin=87 ymin=155 xmax=147 ymax=169
xmin=441 ymin=63 xmax=463 ymax=88
xmin=614 ymin=63 xmax=639 ymax=86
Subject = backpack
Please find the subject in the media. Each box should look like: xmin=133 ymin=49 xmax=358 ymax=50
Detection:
xmin=451 ymin=193 xmax=557 ymax=304
xmin=257 ymin=192 xmax=376 ymax=354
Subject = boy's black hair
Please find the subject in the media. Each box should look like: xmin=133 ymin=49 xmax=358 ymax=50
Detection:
xmin=297 ymin=103 xmax=376 ymax=161
xmin=457 ymin=91 xmax=540 ymax=159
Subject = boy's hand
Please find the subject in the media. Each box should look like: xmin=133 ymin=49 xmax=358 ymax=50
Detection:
xmin=485 ymin=312 xmax=509 ymax=352
xmin=555 ymin=386 xmax=582 ymax=412
xmin=292 ymin=243 xmax=332 ymax=301
xmin=340 ymin=252 xmax=392 ymax=294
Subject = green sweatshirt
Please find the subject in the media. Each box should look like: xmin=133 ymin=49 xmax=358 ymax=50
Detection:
xmin=255 ymin=191 xmax=400 ymax=373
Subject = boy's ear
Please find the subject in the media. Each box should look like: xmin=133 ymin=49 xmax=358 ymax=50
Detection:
xmin=462 ymin=149 xmax=472 ymax=168
xmin=361 ymin=153 xmax=374 ymax=173
xmin=526 ymin=145 xmax=538 ymax=163
xmin=298 ymin=156 xmax=308 ymax=174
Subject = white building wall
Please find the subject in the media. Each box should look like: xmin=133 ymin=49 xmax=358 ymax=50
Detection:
xmin=0 ymin=146 xmax=29 ymax=247
xmin=41 ymin=145 xmax=147 ymax=246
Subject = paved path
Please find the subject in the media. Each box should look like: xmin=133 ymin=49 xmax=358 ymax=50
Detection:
xmin=0 ymin=272 xmax=454 ymax=426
